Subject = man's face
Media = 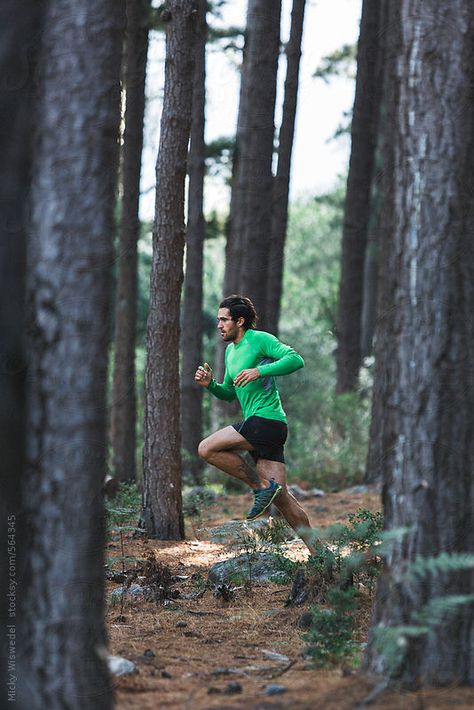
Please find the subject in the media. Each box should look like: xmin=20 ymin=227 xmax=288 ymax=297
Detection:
xmin=217 ymin=307 xmax=242 ymax=342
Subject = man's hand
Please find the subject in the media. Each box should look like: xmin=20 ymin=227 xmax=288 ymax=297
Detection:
xmin=195 ymin=362 xmax=212 ymax=387
xmin=233 ymin=368 xmax=261 ymax=387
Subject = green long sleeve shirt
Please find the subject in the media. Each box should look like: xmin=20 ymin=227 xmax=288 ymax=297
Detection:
xmin=207 ymin=329 xmax=304 ymax=423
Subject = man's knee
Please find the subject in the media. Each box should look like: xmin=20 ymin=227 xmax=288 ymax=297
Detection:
xmin=198 ymin=438 xmax=213 ymax=461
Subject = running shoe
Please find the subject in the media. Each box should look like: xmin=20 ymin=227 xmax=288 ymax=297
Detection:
xmin=246 ymin=479 xmax=282 ymax=521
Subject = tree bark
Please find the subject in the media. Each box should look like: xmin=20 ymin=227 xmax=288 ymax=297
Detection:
xmin=223 ymin=48 xmax=248 ymax=300
xmin=360 ymin=0 xmax=388 ymax=362
xmin=266 ymin=0 xmax=306 ymax=337
xmin=22 ymin=1 xmax=124 ymax=707
xmin=181 ymin=0 xmax=207 ymax=484
xmin=0 ymin=3 xmax=44 ymax=704
xmin=214 ymin=32 xmax=250 ymax=394
xmin=110 ymin=0 xmax=151 ymax=482
xmin=335 ymin=0 xmax=383 ymax=393
xmin=365 ymin=0 xmax=400 ymax=484
xmin=238 ymin=0 xmax=282 ymax=327
xmin=142 ymin=0 xmax=197 ymax=539
xmin=365 ymin=0 xmax=474 ymax=686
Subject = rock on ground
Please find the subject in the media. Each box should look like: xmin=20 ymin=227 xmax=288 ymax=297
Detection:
xmin=208 ymin=552 xmax=288 ymax=584
xmin=107 ymin=655 xmax=137 ymax=676
xmin=110 ymin=583 xmax=145 ymax=602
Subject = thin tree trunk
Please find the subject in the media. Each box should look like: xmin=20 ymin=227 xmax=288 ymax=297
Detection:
xmin=181 ymin=0 xmax=207 ymax=484
xmin=239 ymin=0 xmax=282 ymax=328
xmin=110 ymin=0 xmax=151 ymax=483
xmin=22 ymin=1 xmax=124 ymax=707
xmin=335 ymin=0 xmax=383 ymax=394
xmin=142 ymin=0 xmax=197 ymax=539
xmin=365 ymin=0 xmax=474 ymax=686
xmin=0 ymin=3 xmax=44 ymax=704
xmin=364 ymin=0 xmax=397 ymax=485
xmin=266 ymin=0 xmax=306 ymax=337
xmin=360 ymin=0 xmax=388 ymax=362
xmin=223 ymin=51 xmax=248 ymax=299
xmin=360 ymin=194 xmax=380 ymax=360
xmin=213 ymin=24 xmax=250 ymax=426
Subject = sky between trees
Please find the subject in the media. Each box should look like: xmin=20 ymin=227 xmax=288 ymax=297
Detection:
xmin=139 ymin=0 xmax=361 ymax=220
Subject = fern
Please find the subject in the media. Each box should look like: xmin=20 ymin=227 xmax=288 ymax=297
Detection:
xmin=412 ymin=594 xmax=474 ymax=626
xmin=374 ymin=590 xmax=474 ymax=677
xmin=375 ymin=526 xmax=412 ymax=553
xmin=374 ymin=625 xmax=430 ymax=675
xmin=107 ymin=555 xmax=143 ymax=566
xmin=403 ymin=552 xmax=474 ymax=581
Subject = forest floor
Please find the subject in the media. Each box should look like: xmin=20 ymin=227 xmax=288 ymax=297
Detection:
xmin=106 ymin=486 xmax=474 ymax=710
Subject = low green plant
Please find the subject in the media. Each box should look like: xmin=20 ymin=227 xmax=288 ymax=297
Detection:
xmin=306 ymin=508 xmax=383 ymax=592
xmin=250 ymin=517 xmax=294 ymax=545
xmin=269 ymin=555 xmax=301 ymax=584
xmin=105 ymin=481 xmax=141 ymax=530
xmin=306 ymin=539 xmax=339 ymax=586
xmin=303 ymin=508 xmax=384 ymax=667
xmin=182 ymin=486 xmax=218 ymax=517
xmin=306 ymin=530 xmax=474 ymax=676
xmin=304 ymin=586 xmax=359 ymax=667
xmin=231 ymin=518 xmax=292 ymax=555
xmin=346 ymin=509 xmax=384 ymax=550
xmin=225 ymin=519 xmax=300 ymax=590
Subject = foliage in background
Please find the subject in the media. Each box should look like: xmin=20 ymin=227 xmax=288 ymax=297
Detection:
xmin=105 ymin=481 xmax=142 ymax=529
xmin=313 ymin=43 xmax=357 ymax=83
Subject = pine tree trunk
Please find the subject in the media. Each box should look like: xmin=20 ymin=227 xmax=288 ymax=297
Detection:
xmin=239 ymin=0 xmax=282 ymax=327
xmin=335 ymin=0 xmax=383 ymax=393
xmin=266 ymin=0 xmax=306 ymax=337
xmin=365 ymin=0 xmax=474 ymax=686
xmin=213 ymin=25 xmax=251 ymax=425
xmin=360 ymin=0 xmax=388 ymax=362
xmin=223 ymin=45 xmax=249 ymax=299
xmin=110 ymin=0 xmax=151 ymax=483
xmin=365 ymin=0 xmax=399 ymax=484
xmin=0 ymin=4 xmax=44 ymax=704
xmin=360 ymin=236 xmax=378 ymax=360
xmin=142 ymin=0 xmax=197 ymax=539
xmin=22 ymin=1 xmax=124 ymax=707
xmin=360 ymin=183 xmax=381 ymax=361
xmin=181 ymin=0 xmax=207 ymax=485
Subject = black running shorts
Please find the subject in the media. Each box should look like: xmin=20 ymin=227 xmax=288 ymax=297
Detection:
xmin=233 ymin=415 xmax=288 ymax=463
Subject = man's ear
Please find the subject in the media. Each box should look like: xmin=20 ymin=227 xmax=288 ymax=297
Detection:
xmin=236 ymin=316 xmax=245 ymax=328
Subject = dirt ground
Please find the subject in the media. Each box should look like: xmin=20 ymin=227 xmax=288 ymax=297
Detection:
xmin=106 ymin=488 xmax=474 ymax=710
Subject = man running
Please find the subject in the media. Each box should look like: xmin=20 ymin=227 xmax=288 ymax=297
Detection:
xmin=195 ymin=295 xmax=314 ymax=552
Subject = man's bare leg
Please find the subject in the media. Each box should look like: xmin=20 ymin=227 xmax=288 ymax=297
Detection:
xmin=198 ymin=429 xmax=316 ymax=553
xmin=198 ymin=426 xmax=262 ymax=489
xmin=256 ymin=459 xmax=317 ymax=555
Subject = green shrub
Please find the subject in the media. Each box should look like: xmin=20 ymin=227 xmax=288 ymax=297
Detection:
xmin=304 ymin=587 xmax=359 ymax=667
xmin=105 ymin=481 xmax=141 ymax=529
xmin=303 ymin=508 xmax=384 ymax=667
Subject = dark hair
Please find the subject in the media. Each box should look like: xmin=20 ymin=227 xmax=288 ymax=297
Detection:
xmin=219 ymin=295 xmax=258 ymax=330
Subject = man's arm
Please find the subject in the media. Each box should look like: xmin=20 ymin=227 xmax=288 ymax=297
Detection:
xmin=207 ymin=368 xmax=237 ymax=401
xmin=194 ymin=362 xmax=236 ymax=401
xmin=255 ymin=331 xmax=304 ymax=377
